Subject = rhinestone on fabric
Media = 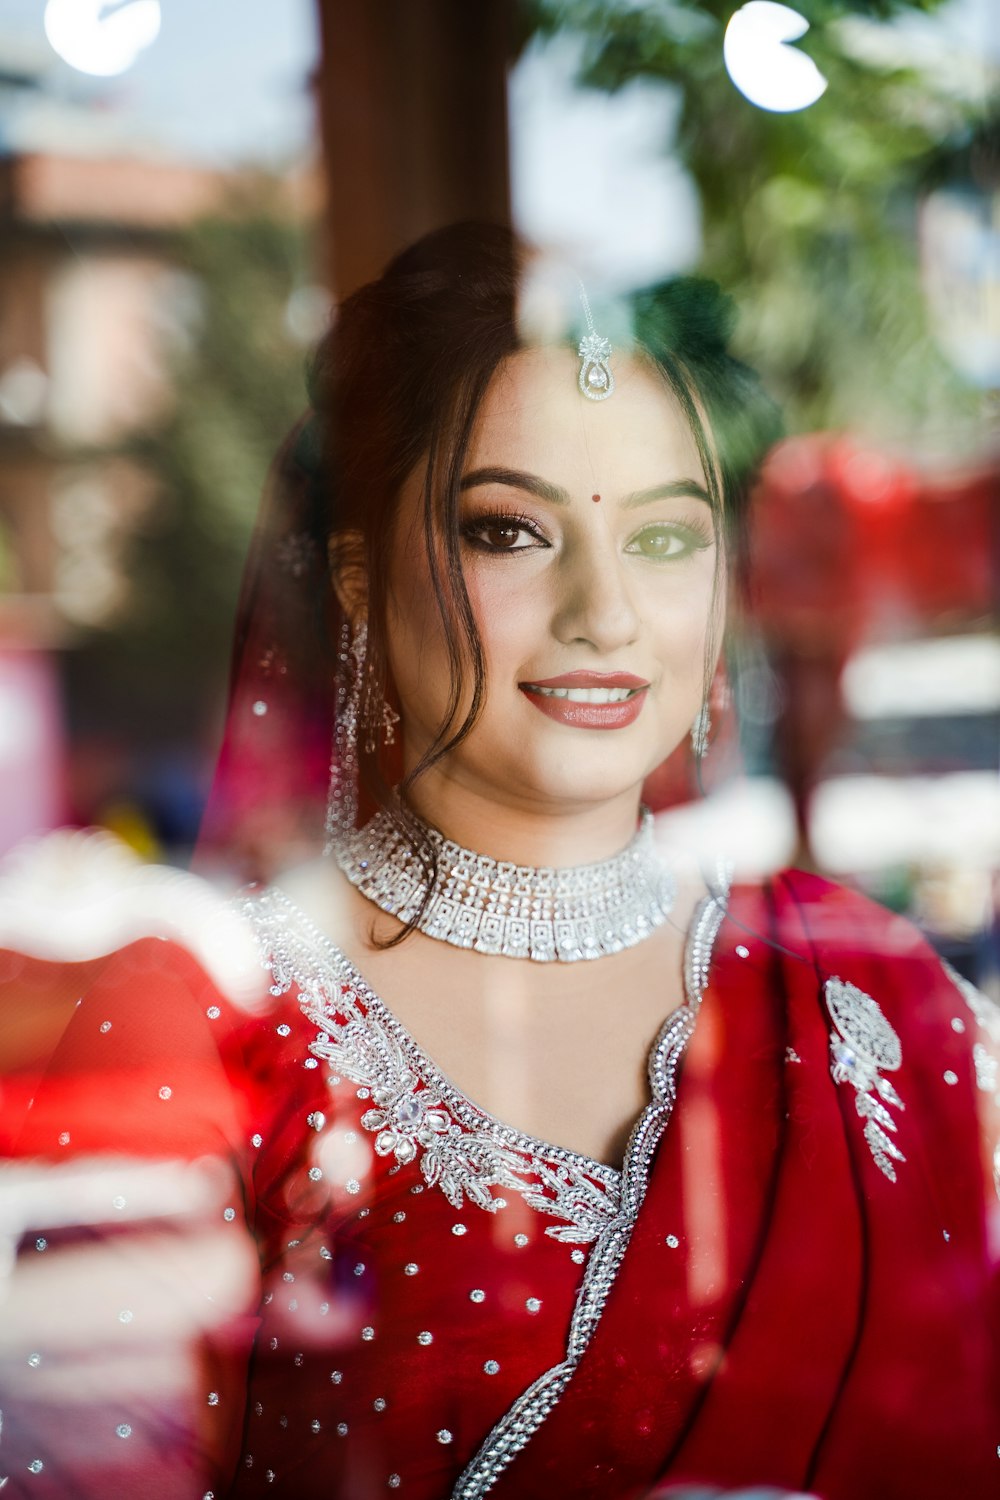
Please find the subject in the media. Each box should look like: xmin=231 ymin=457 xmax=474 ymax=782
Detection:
xmin=243 ymin=889 xmax=622 ymax=1242
xmin=437 ymin=1429 xmax=453 ymax=1444
xmin=469 ymin=1289 xmax=485 ymax=1303
xmin=404 ymin=1263 xmax=419 ymax=1276
xmin=361 ymin=1327 xmax=375 ymax=1341
xmin=417 ymin=1331 xmax=433 ymax=1346
xmin=525 ymin=1298 xmax=541 ymax=1313
xmin=665 ymin=1234 xmax=679 ymax=1249
xmin=483 ymin=1360 xmax=500 ymax=1375
xmin=374 ymin=1398 xmax=387 ymax=1412
xmin=451 ymin=881 xmax=729 ymax=1499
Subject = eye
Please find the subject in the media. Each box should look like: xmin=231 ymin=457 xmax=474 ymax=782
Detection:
xmin=460 ymin=513 xmax=547 ymax=554
xmin=624 ymin=522 xmax=712 ymax=561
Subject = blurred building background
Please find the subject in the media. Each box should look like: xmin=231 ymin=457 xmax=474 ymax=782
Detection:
xmin=0 ymin=0 xmax=996 ymax=982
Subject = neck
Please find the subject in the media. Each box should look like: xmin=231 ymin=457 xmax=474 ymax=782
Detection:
xmin=401 ymin=764 xmax=644 ymax=869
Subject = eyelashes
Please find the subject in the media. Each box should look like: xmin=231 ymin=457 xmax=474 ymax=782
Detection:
xmin=459 ymin=506 xmax=716 ymax=562
xmin=459 ymin=508 xmax=548 ymax=554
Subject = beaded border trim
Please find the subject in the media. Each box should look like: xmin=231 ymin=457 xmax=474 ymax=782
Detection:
xmin=451 ymin=875 xmax=729 ymax=1498
xmin=243 ymin=889 xmax=624 ymax=1241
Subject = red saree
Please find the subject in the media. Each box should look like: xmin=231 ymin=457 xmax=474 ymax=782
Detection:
xmin=5 ymin=869 xmax=998 ymax=1498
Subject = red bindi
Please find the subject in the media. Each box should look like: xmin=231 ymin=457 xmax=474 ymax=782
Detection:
xmin=592 ymin=493 xmax=601 ymax=503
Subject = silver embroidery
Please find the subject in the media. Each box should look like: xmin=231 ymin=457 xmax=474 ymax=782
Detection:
xmin=451 ymin=881 xmax=729 ymax=1499
xmin=825 ymin=977 xmax=905 ymax=1182
xmin=242 ymin=890 xmax=622 ymax=1241
xmin=942 ymin=961 xmax=1000 ymax=1204
xmin=943 ymin=960 xmax=1000 ymax=1060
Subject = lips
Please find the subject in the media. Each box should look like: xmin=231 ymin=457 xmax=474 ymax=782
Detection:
xmin=519 ymin=672 xmax=649 ymax=730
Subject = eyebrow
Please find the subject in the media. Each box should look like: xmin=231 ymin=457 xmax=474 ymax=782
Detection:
xmin=621 ymin=479 xmax=715 ymax=511
xmin=459 ymin=467 xmax=713 ymax=511
xmin=459 ymin=467 xmax=569 ymax=506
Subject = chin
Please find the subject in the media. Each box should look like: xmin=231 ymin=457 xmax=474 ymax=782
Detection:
xmin=491 ymin=746 xmax=655 ymax=815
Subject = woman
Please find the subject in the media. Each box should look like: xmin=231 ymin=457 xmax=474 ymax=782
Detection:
xmin=6 ymin=224 xmax=999 ymax=1499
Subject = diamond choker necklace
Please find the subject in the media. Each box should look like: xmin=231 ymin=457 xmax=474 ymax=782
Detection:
xmin=333 ymin=807 xmax=675 ymax=962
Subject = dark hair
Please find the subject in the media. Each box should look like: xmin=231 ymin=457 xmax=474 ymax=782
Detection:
xmin=309 ymin=222 xmax=781 ymax=931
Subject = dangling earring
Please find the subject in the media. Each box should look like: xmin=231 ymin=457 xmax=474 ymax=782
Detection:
xmin=691 ymin=703 xmax=711 ymax=759
xmin=325 ymin=618 xmax=362 ymax=847
xmin=324 ymin=618 xmax=399 ymax=851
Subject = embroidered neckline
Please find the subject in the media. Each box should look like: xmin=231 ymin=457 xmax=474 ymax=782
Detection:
xmin=453 ymin=871 xmax=729 ymax=1497
xmin=241 ymin=866 xmax=729 ymax=1244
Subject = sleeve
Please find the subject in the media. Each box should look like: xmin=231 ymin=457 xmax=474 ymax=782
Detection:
xmin=0 ymin=938 xmax=261 ymax=1498
xmin=775 ymin=871 xmax=1000 ymax=1491
xmin=940 ymin=959 xmax=1000 ymax=1210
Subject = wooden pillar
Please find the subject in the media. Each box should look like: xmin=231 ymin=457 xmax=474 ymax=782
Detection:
xmin=315 ymin=0 xmax=512 ymax=298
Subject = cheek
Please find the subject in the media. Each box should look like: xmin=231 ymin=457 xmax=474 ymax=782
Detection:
xmin=386 ymin=553 xmax=449 ymax=707
xmin=460 ymin=563 xmax=540 ymax=672
xmin=647 ymin=565 xmax=721 ymax=676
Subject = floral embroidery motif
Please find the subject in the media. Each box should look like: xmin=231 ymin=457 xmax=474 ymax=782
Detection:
xmin=825 ymin=976 xmax=906 ymax=1182
xmin=242 ymin=889 xmax=622 ymax=1241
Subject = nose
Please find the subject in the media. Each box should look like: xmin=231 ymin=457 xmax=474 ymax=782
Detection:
xmin=549 ymin=530 xmax=641 ymax=654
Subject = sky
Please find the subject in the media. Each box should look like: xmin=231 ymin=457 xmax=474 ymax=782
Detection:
xmin=0 ymin=0 xmax=995 ymax=170
xmin=0 ymin=0 xmax=994 ymax=292
xmin=0 ymin=0 xmax=320 ymax=166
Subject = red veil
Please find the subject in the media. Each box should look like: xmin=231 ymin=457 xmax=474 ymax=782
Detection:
xmin=194 ymin=416 xmax=345 ymax=882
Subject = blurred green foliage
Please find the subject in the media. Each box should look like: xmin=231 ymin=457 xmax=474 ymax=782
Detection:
xmin=520 ymin=0 xmax=989 ymax=438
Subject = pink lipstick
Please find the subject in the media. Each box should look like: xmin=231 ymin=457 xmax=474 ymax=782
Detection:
xmin=518 ymin=671 xmax=649 ymax=730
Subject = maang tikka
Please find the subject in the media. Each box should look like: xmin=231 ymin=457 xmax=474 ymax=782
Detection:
xmin=577 ymin=282 xmax=614 ymax=401
xmin=324 ymin=618 xmax=398 ymax=850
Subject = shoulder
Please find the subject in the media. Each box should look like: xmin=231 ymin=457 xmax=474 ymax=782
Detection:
xmin=726 ymin=867 xmax=991 ymax=1063
xmin=7 ymin=935 xmax=253 ymax=1160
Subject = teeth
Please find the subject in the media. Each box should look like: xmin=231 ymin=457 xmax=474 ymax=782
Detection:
xmin=531 ymin=686 xmax=636 ymax=704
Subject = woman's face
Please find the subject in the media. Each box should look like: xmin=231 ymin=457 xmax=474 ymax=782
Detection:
xmin=385 ymin=346 xmax=724 ymax=826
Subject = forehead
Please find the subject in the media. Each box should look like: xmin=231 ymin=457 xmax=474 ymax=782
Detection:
xmin=466 ymin=346 xmax=707 ymax=490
